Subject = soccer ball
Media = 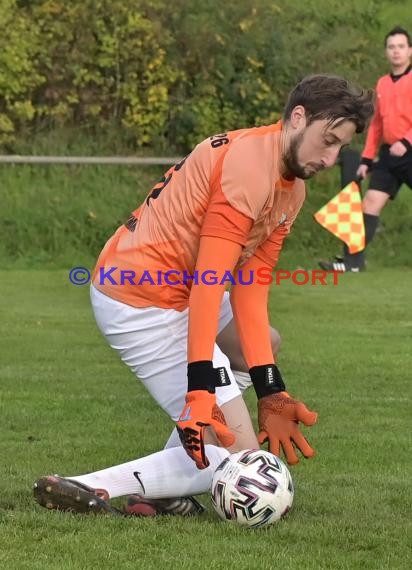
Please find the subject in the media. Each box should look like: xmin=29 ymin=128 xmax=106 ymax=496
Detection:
xmin=211 ymin=449 xmax=294 ymax=529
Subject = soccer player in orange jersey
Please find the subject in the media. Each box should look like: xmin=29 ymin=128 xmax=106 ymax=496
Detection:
xmin=34 ymin=75 xmax=374 ymax=517
xmin=320 ymin=27 xmax=412 ymax=272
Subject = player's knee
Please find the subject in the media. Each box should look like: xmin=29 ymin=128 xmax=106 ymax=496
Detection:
xmin=362 ymin=190 xmax=388 ymax=215
xmin=363 ymin=193 xmax=378 ymax=209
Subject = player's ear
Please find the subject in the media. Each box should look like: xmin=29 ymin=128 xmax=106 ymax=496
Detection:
xmin=289 ymin=105 xmax=306 ymax=130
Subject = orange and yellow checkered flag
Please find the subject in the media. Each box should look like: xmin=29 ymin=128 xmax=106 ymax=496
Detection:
xmin=314 ymin=181 xmax=365 ymax=254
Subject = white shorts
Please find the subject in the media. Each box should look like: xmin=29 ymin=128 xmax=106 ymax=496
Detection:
xmin=90 ymin=286 xmax=243 ymax=421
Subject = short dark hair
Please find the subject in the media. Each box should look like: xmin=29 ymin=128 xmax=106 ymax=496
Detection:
xmin=384 ymin=26 xmax=411 ymax=47
xmin=283 ymin=74 xmax=374 ymax=134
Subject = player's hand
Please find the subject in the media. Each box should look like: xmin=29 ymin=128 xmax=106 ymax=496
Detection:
xmin=177 ymin=390 xmax=235 ymax=469
xmin=257 ymin=392 xmax=318 ymax=466
xmin=356 ymin=164 xmax=369 ymax=180
xmin=389 ymin=141 xmax=407 ymax=157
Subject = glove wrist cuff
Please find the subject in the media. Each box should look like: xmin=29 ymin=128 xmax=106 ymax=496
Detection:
xmin=250 ymin=364 xmax=286 ymax=399
xmin=187 ymin=361 xmax=216 ymax=393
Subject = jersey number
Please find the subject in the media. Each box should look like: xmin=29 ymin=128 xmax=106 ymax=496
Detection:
xmin=146 ymin=156 xmax=187 ymax=205
xmin=210 ymin=133 xmax=229 ymax=148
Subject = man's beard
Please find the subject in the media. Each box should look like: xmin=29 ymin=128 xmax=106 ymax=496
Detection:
xmin=283 ymin=131 xmax=323 ymax=180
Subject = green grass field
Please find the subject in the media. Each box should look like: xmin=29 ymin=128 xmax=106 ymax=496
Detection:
xmin=1 ymin=268 xmax=411 ymax=569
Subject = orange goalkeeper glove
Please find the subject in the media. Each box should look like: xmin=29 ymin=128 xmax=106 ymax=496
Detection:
xmin=177 ymin=361 xmax=235 ymax=469
xmin=250 ymin=364 xmax=318 ymax=465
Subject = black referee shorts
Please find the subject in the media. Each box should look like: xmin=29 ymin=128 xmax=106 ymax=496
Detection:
xmin=369 ymin=144 xmax=412 ymax=200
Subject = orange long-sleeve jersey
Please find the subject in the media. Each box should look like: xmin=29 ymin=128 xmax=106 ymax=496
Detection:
xmin=92 ymin=122 xmax=305 ymax=366
xmin=362 ymin=67 xmax=412 ymax=160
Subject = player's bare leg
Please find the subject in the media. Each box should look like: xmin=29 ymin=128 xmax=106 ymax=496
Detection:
xmin=217 ymin=320 xmax=281 ymax=373
xmin=203 ymin=395 xmax=259 ymax=450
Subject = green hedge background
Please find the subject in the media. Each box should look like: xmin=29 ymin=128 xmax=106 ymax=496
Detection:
xmin=2 ymin=0 xmax=411 ymax=151
xmin=1 ymin=0 xmax=411 ymax=267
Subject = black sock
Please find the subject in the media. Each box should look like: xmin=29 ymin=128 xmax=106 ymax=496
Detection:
xmin=340 ymin=149 xmax=361 ymax=187
xmin=343 ymin=213 xmax=379 ymax=267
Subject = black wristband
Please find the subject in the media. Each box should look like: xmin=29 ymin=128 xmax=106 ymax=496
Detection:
xmin=249 ymin=364 xmax=286 ymax=399
xmin=360 ymin=157 xmax=373 ymax=168
xmin=187 ymin=361 xmax=216 ymax=393
xmin=400 ymin=138 xmax=412 ymax=151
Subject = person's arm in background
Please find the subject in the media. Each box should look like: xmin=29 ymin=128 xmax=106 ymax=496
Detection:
xmin=358 ymin=81 xmax=382 ymax=178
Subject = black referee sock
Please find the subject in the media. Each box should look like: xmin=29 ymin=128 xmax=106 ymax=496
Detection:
xmin=343 ymin=213 xmax=379 ymax=267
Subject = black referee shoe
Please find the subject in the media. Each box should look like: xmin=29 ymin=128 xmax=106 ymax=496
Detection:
xmin=318 ymin=258 xmax=365 ymax=273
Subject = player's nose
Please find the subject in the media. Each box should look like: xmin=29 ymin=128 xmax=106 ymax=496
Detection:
xmin=322 ymin=148 xmax=340 ymax=168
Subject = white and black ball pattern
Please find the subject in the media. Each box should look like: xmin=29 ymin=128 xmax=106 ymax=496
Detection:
xmin=211 ymin=449 xmax=294 ymax=528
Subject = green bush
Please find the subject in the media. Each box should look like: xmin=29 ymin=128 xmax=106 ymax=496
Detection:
xmin=0 ymin=0 xmax=397 ymax=151
xmin=1 ymin=0 xmax=411 ymax=268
